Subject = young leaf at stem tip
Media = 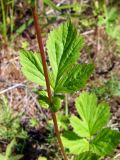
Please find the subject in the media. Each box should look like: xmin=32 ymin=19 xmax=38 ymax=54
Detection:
xmin=20 ymin=22 xmax=94 ymax=95
xmin=46 ymin=21 xmax=85 ymax=90
xmin=47 ymin=21 xmax=94 ymax=93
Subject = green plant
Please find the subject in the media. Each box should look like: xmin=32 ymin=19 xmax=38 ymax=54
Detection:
xmin=0 ymin=0 xmax=34 ymax=43
xmin=94 ymin=1 xmax=120 ymax=55
xmin=98 ymin=7 xmax=120 ymax=41
xmin=75 ymin=152 xmax=99 ymax=160
xmin=0 ymin=139 xmax=23 ymax=160
xmin=38 ymin=156 xmax=47 ymax=160
xmin=0 ymin=0 xmax=7 ymax=41
xmin=20 ymin=12 xmax=94 ymax=160
xmin=0 ymin=0 xmax=15 ymax=42
xmin=19 ymin=2 xmax=120 ymax=159
xmin=91 ymin=76 xmax=120 ymax=99
xmin=61 ymin=92 xmax=120 ymax=159
xmin=29 ymin=117 xmax=39 ymax=127
xmin=0 ymin=96 xmax=27 ymax=140
xmin=43 ymin=0 xmax=82 ymax=13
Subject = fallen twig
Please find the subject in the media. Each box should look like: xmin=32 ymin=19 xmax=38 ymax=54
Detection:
xmin=113 ymin=153 xmax=120 ymax=159
xmin=0 ymin=83 xmax=25 ymax=94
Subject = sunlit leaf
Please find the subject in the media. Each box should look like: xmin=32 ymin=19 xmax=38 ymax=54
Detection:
xmin=91 ymin=128 xmax=120 ymax=156
xmin=6 ymin=139 xmax=16 ymax=158
xmin=20 ymin=49 xmax=45 ymax=86
xmin=62 ymin=92 xmax=120 ymax=157
xmin=76 ymin=152 xmax=100 ymax=160
xmin=61 ymin=131 xmax=89 ymax=154
xmin=55 ymin=64 xmax=94 ymax=93
xmin=46 ymin=21 xmax=84 ymax=89
xmin=75 ymin=92 xmax=110 ymax=137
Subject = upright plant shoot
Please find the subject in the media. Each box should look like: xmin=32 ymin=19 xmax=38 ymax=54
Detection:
xmin=20 ymin=2 xmax=94 ymax=159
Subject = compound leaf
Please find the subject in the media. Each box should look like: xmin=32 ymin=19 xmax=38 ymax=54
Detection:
xmin=20 ymin=49 xmax=45 ymax=86
xmin=91 ymin=128 xmax=120 ymax=156
xmin=46 ymin=21 xmax=84 ymax=89
xmin=62 ymin=92 xmax=120 ymax=157
xmin=75 ymin=92 xmax=110 ymax=137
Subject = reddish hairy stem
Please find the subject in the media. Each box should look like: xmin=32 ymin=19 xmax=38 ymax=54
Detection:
xmin=32 ymin=5 xmax=68 ymax=160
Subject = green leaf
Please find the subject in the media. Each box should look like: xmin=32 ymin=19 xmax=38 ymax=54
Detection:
xmin=74 ymin=92 xmax=110 ymax=137
xmin=28 ymin=0 xmax=35 ymax=6
xmin=46 ymin=21 xmax=84 ymax=89
xmin=55 ymin=64 xmax=94 ymax=93
xmin=98 ymin=7 xmax=118 ymax=26
xmin=98 ymin=7 xmax=120 ymax=40
xmin=62 ymin=92 xmax=120 ymax=156
xmin=0 ymin=154 xmax=5 ymax=160
xmin=38 ymin=90 xmax=49 ymax=108
xmin=91 ymin=128 xmax=120 ymax=156
xmin=6 ymin=139 xmax=16 ymax=158
xmin=105 ymin=8 xmax=118 ymax=23
xmin=31 ymin=0 xmax=35 ymax=5
xmin=20 ymin=49 xmax=45 ymax=86
xmin=76 ymin=152 xmax=100 ymax=160
xmin=14 ymin=19 xmax=33 ymax=39
xmin=38 ymin=156 xmax=47 ymax=160
xmin=43 ymin=0 xmax=60 ymax=11
xmin=9 ymin=155 xmax=23 ymax=160
xmin=51 ymin=97 xmax=61 ymax=112
xmin=29 ymin=117 xmax=39 ymax=127
xmin=70 ymin=116 xmax=90 ymax=138
xmin=61 ymin=131 xmax=89 ymax=154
